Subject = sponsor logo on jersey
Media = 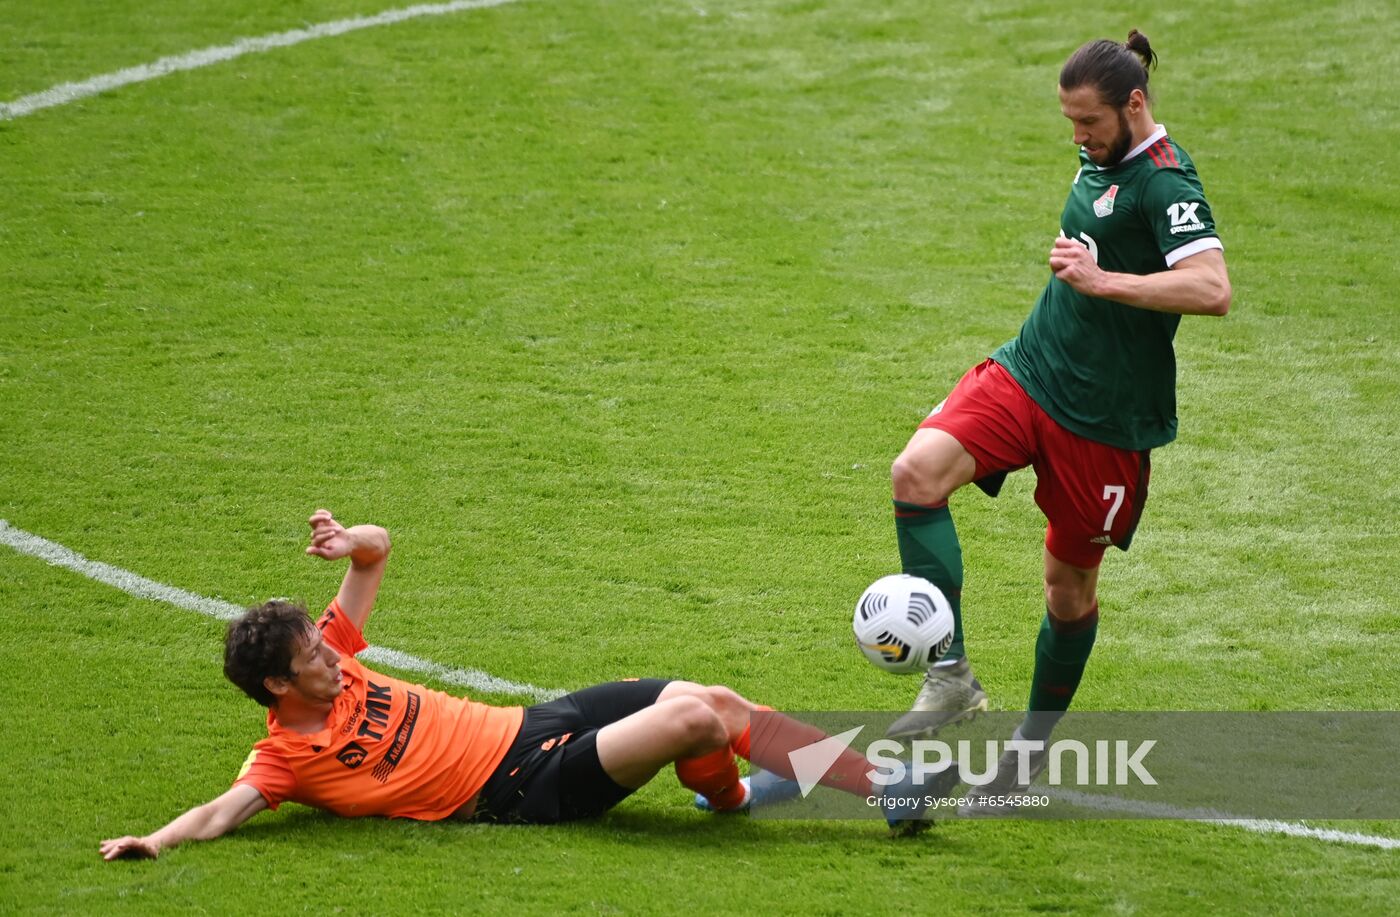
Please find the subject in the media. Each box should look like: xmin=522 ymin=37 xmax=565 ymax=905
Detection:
xmin=337 ymin=741 xmax=369 ymax=769
xmin=339 ymin=700 xmax=364 ymax=736
xmin=1090 ymin=535 xmax=1114 ymax=545
xmin=1093 ymin=184 xmax=1119 ymax=218
xmin=372 ymin=691 xmax=421 ymax=783
xmin=357 ymin=681 xmax=393 ymax=741
xmin=1168 ymin=201 xmax=1206 ymax=234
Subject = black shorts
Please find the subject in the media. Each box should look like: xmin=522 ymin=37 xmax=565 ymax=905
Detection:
xmin=474 ymin=679 xmax=670 ymax=824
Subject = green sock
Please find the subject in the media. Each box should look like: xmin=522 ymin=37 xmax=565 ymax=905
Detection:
xmin=893 ymin=501 xmax=965 ymax=661
xmin=1023 ymin=605 xmax=1099 ymax=741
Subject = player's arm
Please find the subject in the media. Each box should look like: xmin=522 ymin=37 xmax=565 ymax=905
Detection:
xmin=305 ymin=509 xmax=391 ymax=633
xmin=99 ymin=784 xmax=268 ymax=861
xmin=1049 ymin=239 xmax=1231 ymax=316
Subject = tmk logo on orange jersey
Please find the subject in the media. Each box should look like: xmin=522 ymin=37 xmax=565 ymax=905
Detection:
xmin=1093 ymin=184 xmax=1119 ymax=218
xmin=358 ymin=682 xmax=394 ymax=741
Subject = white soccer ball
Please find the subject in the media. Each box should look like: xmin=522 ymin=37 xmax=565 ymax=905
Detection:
xmin=853 ymin=574 xmax=955 ymax=674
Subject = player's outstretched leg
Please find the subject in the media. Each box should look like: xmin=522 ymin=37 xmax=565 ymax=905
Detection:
xmin=599 ymin=683 xmax=950 ymax=832
xmin=729 ymin=698 xmax=958 ymax=834
xmin=887 ymin=428 xmax=988 ymax=740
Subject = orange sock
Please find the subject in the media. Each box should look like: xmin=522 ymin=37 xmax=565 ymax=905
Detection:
xmin=730 ymin=705 xmax=768 ymax=761
xmin=734 ymin=706 xmax=874 ymax=798
xmin=676 ymin=747 xmax=746 ymax=811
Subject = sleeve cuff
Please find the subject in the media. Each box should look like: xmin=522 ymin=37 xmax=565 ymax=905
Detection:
xmin=233 ymin=779 xmax=282 ymax=811
xmin=1165 ymin=236 xmax=1224 ymax=268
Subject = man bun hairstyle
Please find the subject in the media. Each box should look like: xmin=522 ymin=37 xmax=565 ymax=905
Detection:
xmin=224 ymin=599 xmax=315 ymax=707
xmin=1061 ymin=29 xmax=1158 ymax=107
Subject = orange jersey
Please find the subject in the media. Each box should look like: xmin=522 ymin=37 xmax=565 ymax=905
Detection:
xmin=234 ymin=602 xmax=523 ymax=820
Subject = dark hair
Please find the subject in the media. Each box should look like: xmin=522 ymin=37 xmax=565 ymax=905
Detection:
xmin=224 ymin=600 xmax=315 ymax=707
xmin=1060 ymin=29 xmax=1158 ymax=107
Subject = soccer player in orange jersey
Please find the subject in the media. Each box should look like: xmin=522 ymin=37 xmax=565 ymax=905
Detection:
xmin=101 ymin=510 xmax=936 ymax=860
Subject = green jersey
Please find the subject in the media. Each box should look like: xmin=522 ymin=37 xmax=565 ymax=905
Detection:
xmin=992 ymin=127 xmax=1223 ymax=451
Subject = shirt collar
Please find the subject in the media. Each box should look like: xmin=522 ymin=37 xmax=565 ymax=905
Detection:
xmin=1120 ymin=124 xmax=1168 ymax=165
xmin=266 ymin=676 xmax=356 ymax=747
xmin=1082 ymin=124 xmax=1168 ymax=171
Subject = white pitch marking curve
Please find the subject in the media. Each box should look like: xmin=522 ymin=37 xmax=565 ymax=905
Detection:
xmin=4 ymin=519 xmax=1398 ymax=849
xmin=1049 ymin=789 xmax=1400 ymax=851
xmin=0 ymin=0 xmax=522 ymax=121
xmin=0 ymin=518 xmax=562 ymax=702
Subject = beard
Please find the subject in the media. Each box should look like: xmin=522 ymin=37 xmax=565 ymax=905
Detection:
xmin=1097 ymin=106 xmax=1135 ymax=167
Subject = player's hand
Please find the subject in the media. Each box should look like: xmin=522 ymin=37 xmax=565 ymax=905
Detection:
xmin=99 ymin=835 xmax=160 ymax=861
xmin=305 ymin=509 xmax=353 ymax=560
xmin=1049 ymin=236 xmax=1105 ymax=296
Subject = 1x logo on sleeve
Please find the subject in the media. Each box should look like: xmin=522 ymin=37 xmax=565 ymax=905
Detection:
xmin=1167 ymin=202 xmax=1205 ymax=234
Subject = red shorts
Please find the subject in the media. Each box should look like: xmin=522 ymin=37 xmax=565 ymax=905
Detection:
xmin=920 ymin=359 xmax=1151 ymax=569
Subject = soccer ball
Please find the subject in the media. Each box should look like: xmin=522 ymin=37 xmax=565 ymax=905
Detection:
xmin=853 ymin=574 xmax=955 ymax=674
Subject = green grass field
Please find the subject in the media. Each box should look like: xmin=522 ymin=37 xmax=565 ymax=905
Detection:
xmin=3 ymin=0 xmax=1398 ymax=912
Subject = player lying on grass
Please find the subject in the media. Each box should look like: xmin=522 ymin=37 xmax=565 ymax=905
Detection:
xmin=101 ymin=510 xmax=943 ymax=860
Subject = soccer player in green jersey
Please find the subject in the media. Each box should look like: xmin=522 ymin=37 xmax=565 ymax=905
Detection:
xmin=884 ymin=31 xmax=1232 ymax=797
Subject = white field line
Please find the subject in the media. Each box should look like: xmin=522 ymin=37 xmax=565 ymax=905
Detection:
xmin=0 ymin=519 xmax=562 ymax=702
xmin=1049 ymin=789 xmax=1400 ymax=851
xmin=0 ymin=0 xmax=522 ymax=121
xmin=5 ymin=520 xmax=1397 ymax=850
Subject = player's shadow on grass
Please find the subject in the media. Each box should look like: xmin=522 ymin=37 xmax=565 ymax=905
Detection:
xmin=229 ymin=804 xmax=948 ymax=851
xmin=491 ymin=807 xmax=955 ymax=848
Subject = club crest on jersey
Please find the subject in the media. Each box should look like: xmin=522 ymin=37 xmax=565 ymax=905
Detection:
xmin=1093 ymin=185 xmax=1119 ymax=218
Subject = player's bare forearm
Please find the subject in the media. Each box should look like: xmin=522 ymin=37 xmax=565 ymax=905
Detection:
xmin=306 ymin=510 xmax=391 ymax=629
xmin=146 ymin=802 xmax=230 ymax=850
xmin=1050 ymin=239 xmax=1231 ymax=316
xmin=100 ymin=786 xmax=266 ymax=861
xmin=346 ymin=524 xmax=391 ymax=567
xmin=1091 ymin=254 xmax=1231 ymax=315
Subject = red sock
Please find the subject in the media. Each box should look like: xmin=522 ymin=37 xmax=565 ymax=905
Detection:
xmin=731 ymin=706 xmax=767 ymax=760
xmin=734 ymin=706 xmax=874 ymax=798
xmin=675 ymin=747 xmax=746 ymax=811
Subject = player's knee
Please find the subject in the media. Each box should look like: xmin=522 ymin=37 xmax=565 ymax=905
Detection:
xmin=1044 ymin=578 xmax=1096 ymax=620
xmin=667 ymin=695 xmax=729 ymax=752
xmin=891 ymin=454 xmax=951 ymax=505
xmin=663 ymin=683 xmax=748 ymax=717
xmin=694 ymin=685 xmax=739 ymax=710
xmin=698 ymin=686 xmax=751 ymax=725
xmin=656 ymin=680 xmax=705 ymax=703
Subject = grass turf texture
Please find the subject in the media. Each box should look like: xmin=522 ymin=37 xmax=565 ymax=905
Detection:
xmin=3 ymin=0 xmax=1399 ymax=912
